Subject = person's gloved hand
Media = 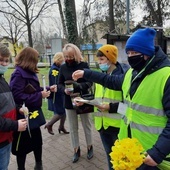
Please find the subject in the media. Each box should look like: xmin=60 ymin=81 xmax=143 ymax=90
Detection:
xmin=109 ymin=102 xmax=119 ymax=113
xmin=73 ymin=82 xmax=82 ymax=90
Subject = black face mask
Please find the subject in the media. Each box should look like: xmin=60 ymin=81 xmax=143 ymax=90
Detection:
xmin=128 ymin=54 xmax=147 ymax=71
xmin=65 ymin=59 xmax=77 ymax=66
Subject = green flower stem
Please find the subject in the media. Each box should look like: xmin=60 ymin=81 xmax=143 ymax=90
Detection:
xmin=16 ymin=132 xmax=22 ymax=151
xmin=53 ymin=76 xmax=56 ymax=103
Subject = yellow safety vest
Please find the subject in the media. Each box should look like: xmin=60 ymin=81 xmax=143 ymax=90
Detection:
xmin=94 ymin=83 xmax=122 ymax=130
xmin=119 ymin=67 xmax=170 ymax=170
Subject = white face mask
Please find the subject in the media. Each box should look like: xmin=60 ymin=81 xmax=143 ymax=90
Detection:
xmin=61 ymin=61 xmax=65 ymax=65
xmin=0 ymin=65 xmax=8 ymax=74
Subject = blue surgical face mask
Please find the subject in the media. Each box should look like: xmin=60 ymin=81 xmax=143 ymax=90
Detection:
xmin=99 ymin=63 xmax=110 ymax=71
xmin=0 ymin=65 xmax=8 ymax=74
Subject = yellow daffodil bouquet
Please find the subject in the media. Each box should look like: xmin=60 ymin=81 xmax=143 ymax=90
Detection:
xmin=110 ymin=138 xmax=145 ymax=170
xmin=52 ymin=69 xmax=59 ymax=103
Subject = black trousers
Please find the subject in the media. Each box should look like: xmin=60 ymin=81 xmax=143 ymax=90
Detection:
xmin=17 ymin=145 xmax=42 ymax=170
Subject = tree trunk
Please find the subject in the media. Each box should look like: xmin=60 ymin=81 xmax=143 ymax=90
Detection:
xmin=108 ymin=0 xmax=115 ymax=44
xmin=57 ymin=0 xmax=68 ymax=40
xmin=64 ymin=0 xmax=79 ymax=46
xmin=24 ymin=3 xmax=33 ymax=47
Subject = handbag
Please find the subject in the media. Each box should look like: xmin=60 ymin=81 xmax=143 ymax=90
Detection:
xmin=21 ymin=81 xmax=46 ymax=129
xmin=75 ymin=103 xmax=94 ymax=114
xmin=28 ymin=108 xmax=46 ymax=129
xmin=74 ymin=87 xmax=94 ymax=114
xmin=17 ymin=108 xmax=46 ymax=129
xmin=24 ymin=83 xmax=36 ymax=94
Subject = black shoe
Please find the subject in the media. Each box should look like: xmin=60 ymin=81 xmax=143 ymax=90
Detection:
xmin=58 ymin=127 xmax=69 ymax=134
xmin=72 ymin=147 xmax=80 ymax=163
xmin=87 ymin=145 xmax=93 ymax=160
xmin=44 ymin=124 xmax=54 ymax=135
xmin=34 ymin=161 xmax=43 ymax=170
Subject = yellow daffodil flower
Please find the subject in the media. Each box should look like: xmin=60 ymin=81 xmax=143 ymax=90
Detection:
xmin=29 ymin=110 xmax=39 ymax=119
xmin=110 ymin=138 xmax=145 ymax=170
xmin=52 ymin=70 xmax=59 ymax=77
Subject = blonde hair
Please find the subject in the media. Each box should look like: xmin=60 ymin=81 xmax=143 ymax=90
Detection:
xmin=15 ymin=47 xmax=39 ymax=73
xmin=53 ymin=52 xmax=64 ymax=65
xmin=63 ymin=43 xmax=84 ymax=63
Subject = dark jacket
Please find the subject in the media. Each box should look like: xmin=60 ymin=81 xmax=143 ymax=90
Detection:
xmin=0 ymin=75 xmax=17 ymax=147
xmin=48 ymin=63 xmax=65 ymax=114
xmin=82 ymin=46 xmax=170 ymax=164
xmin=58 ymin=62 xmax=92 ymax=109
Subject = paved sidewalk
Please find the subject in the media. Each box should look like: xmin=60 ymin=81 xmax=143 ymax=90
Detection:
xmin=9 ymin=118 xmax=108 ymax=170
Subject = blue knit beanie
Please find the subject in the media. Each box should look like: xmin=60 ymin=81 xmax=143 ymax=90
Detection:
xmin=125 ymin=28 xmax=156 ymax=57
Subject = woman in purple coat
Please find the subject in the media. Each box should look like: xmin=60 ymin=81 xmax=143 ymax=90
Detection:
xmin=45 ymin=52 xmax=69 ymax=135
xmin=10 ymin=47 xmax=56 ymax=170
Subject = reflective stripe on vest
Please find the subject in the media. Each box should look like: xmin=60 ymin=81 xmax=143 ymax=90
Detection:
xmin=95 ymin=97 xmax=120 ymax=105
xmin=94 ymin=112 xmax=122 ymax=119
xmin=119 ymin=67 xmax=170 ymax=167
xmin=94 ymin=83 xmax=122 ymax=130
xmin=124 ymin=100 xmax=164 ymax=116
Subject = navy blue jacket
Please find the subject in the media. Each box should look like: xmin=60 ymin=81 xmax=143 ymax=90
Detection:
xmin=48 ymin=63 xmax=65 ymax=114
xmin=82 ymin=46 xmax=170 ymax=164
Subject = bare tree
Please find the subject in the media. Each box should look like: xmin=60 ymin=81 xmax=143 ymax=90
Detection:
xmin=0 ymin=13 xmax=26 ymax=56
xmin=83 ymin=0 xmax=126 ymax=34
xmin=32 ymin=23 xmax=53 ymax=56
xmin=81 ymin=0 xmax=96 ymax=44
xmin=0 ymin=0 xmax=57 ymax=47
xmin=133 ymin=0 xmax=170 ymax=51
xmin=132 ymin=0 xmax=170 ymax=27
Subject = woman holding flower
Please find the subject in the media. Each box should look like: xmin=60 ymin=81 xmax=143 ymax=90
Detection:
xmin=45 ymin=52 xmax=69 ymax=135
xmin=10 ymin=47 xmax=56 ymax=170
xmin=58 ymin=43 xmax=93 ymax=163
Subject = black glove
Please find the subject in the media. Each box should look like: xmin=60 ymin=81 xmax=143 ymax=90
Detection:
xmin=109 ymin=102 xmax=119 ymax=113
xmin=73 ymin=82 xmax=82 ymax=91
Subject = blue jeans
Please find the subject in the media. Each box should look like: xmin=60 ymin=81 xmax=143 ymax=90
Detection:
xmin=0 ymin=143 xmax=11 ymax=170
xmin=99 ymin=128 xmax=119 ymax=170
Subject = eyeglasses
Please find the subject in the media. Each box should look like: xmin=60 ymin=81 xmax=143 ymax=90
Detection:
xmin=64 ymin=56 xmax=74 ymax=60
xmin=0 ymin=58 xmax=9 ymax=64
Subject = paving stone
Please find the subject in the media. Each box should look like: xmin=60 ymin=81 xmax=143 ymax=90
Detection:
xmin=9 ymin=118 xmax=108 ymax=170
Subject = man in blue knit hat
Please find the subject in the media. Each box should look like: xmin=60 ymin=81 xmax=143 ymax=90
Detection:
xmin=125 ymin=28 xmax=156 ymax=72
xmin=72 ymin=27 xmax=170 ymax=169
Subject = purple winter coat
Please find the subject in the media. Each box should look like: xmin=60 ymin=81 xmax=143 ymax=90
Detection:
xmin=10 ymin=66 xmax=43 ymax=110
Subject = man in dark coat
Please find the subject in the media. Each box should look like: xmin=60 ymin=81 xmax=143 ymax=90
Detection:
xmin=72 ymin=28 xmax=170 ymax=169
